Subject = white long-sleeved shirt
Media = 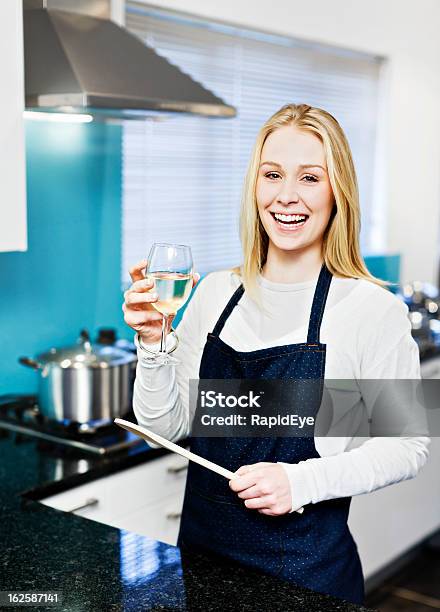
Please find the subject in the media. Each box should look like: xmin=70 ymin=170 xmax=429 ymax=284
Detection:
xmin=133 ymin=269 xmax=430 ymax=512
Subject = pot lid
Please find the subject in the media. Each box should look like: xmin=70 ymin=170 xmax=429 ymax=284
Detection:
xmin=37 ymin=330 xmax=137 ymax=369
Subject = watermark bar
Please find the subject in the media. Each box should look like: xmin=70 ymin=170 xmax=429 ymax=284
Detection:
xmin=0 ymin=592 xmax=62 ymax=607
xmin=188 ymin=379 xmax=437 ymax=437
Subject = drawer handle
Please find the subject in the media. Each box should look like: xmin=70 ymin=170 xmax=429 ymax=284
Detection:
xmin=67 ymin=498 xmax=99 ymax=513
xmin=167 ymin=464 xmax=188 ymax=474
xmin=166 ymin=511 xmax=182 ymax=520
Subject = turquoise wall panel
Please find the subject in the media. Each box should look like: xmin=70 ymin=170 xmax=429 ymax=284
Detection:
xmin=0 ymin=120 xmax=126 ymax=394
xmin=364 ymin=253 xmax=401 ymax=293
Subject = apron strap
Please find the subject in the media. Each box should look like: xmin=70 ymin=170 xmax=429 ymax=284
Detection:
xmin=211 ymin=284 xmax=245 ymax=337
xmin=306 ymin=262 xmax=333 ymax=344
xmin=212 ymin=263 xmax=333 ymax=343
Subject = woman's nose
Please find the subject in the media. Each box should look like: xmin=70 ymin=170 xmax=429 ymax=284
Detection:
xmin=276 ymin=182 xmax=300 ymax=205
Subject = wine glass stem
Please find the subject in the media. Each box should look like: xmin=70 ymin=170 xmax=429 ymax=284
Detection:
xmin=160 ymin=314 xmax=168 ymax=354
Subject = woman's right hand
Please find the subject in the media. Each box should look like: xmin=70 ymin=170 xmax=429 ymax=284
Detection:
xmin=122 ymin=259 xmax=200 ymax=345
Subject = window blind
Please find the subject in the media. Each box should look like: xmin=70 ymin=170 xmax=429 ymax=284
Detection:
xmin=122 ymin=3 xmax=383 ymax=285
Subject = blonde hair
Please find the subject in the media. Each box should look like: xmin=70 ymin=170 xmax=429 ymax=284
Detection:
xmin=231 ymin=103 xmax=392 ymax=304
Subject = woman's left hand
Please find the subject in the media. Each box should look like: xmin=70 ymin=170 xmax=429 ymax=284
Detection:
xmin=229 ymin=462 xmax=292 ymax=516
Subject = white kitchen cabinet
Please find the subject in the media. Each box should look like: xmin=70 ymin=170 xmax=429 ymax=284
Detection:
xmin=40 ymin=454 xmax=188 ymax=545
xmin=348 ymin=358 xmax=440 ymax=584
xmin=112 ymin=494 xmax=184 ymax=546
xmin=348 ymin=438 xmax=440 ymax=582
xmin=0 ymin=1 xmax=27 ymax=252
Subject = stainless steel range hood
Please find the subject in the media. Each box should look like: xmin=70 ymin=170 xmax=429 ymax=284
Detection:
xmin=23 ymin=0 xmax=236 ymax=119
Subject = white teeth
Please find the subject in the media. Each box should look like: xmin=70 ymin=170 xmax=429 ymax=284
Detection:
xmin=273 ymin=213 xmax=307 ymax=222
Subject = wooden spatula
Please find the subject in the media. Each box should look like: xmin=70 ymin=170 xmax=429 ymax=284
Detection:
xmin=114 ymin=418 xmax=304 ymax=514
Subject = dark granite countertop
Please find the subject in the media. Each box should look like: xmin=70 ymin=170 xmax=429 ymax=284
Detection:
xmin=0 ymin=425 xmax=375 ymax=611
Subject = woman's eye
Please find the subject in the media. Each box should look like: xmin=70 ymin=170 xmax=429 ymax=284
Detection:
xmin=302 ymin=174 xmax=318 ymax=183
xmin=264 ymin=172 xmax=281 ymax=180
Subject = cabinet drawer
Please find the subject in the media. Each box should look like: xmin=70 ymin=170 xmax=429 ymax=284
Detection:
xmin=109 ymin=491 xmax=185 ymax=546
xmin=40 ymin=478 xmax=110 ymax=520
xmin=40 ymin=453 xmax=189 ymax=523
xmin=106 ymin=454 xmax=188 ymax=519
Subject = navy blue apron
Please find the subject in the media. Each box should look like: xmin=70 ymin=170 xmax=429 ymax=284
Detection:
xmin=177 ymin=263 xmax=365 ymax=605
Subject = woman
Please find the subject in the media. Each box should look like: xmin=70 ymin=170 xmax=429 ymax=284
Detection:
xmin=123 ymin=103 xmax=430 ymax=605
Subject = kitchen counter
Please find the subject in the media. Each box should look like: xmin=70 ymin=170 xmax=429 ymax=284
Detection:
xmin=0 ymin=428 xmax=374 ymax=611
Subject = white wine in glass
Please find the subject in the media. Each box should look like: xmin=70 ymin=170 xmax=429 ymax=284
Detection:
xmin=146 ymin=243 xmax=193 ymax=365
xmin=150 ymin=272 xmax=193 ymax=317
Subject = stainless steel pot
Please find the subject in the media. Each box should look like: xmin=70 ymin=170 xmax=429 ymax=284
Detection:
xmin=19 ymin=330 xmax=137 ymax=425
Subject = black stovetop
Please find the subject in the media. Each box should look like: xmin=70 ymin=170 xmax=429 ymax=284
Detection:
xmin=0 ymin=394 xmax=143 ymax=456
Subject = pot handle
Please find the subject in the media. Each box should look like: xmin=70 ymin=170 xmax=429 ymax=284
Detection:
xmin=79 ymin=329 xmax=90 ymax=342
xmin=19 ymin=356 xmax=43 ymax=370
xmin=79 ymin=329 xmax=92 ymax=353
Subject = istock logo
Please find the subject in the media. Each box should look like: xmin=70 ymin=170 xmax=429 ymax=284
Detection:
xmin=200 ymin=390 xmax=261 ymax=408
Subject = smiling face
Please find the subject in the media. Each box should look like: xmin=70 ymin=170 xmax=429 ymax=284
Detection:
xmin=256 ymin=125 xmax=335 ymax=258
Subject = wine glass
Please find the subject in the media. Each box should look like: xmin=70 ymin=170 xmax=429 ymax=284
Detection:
xmin=146 ymin=243 xmax=193 ymax=365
